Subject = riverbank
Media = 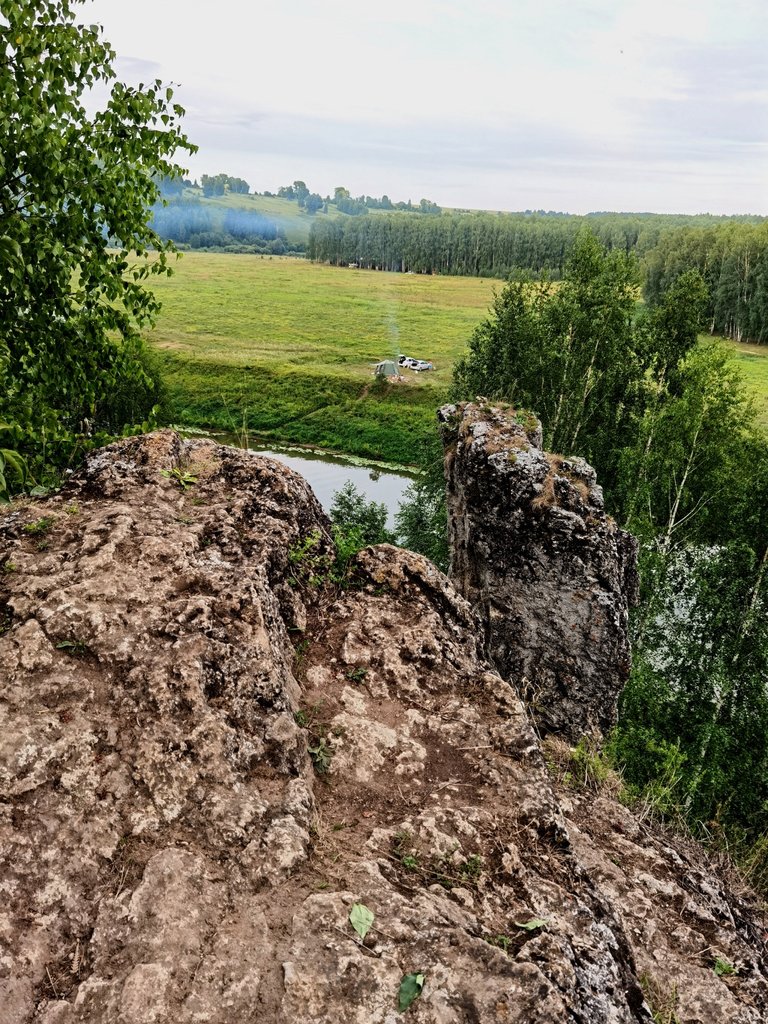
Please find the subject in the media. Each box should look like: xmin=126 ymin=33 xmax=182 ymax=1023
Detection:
xmin=159 ymin=356 xmax=446 ymax=464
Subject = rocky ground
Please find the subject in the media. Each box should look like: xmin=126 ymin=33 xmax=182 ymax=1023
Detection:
xmin=0 ymin=427 xmax=766 ymax=1023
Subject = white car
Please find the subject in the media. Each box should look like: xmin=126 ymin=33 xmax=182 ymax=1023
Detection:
xmin=412 ymin=360 xmax=434 ymax=371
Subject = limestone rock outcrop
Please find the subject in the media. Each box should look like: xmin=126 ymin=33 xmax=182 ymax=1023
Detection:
xmin=0 ymin=430 xmax=765 ymax=1023
xmin=439 ymin=400 xmax=639 ymax=740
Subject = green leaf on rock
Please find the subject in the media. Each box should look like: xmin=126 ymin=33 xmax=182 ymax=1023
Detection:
xmin=513 ymin=917 xmax=548 ymax=931
xmin=349 ymin=902 xmax=374 ymax=940
xmin=398 ymin=972 xmax=425 ymax=1012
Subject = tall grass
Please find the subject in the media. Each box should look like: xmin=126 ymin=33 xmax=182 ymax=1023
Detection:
xmin=727 ymin=339 xmax=768 ymax=426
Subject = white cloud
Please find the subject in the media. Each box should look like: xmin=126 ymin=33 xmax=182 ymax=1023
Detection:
xmin=83 ymin=0 xmax=768 ymax=213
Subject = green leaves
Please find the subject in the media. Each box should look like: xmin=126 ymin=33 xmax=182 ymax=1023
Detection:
xmin=0 ymin=448 xmax=28 ymax=503
xmin=348 ymin=903 xmax=374 ymax=940
xmin=0 ymin=0 xmax=195 ymax=494
xmin=714 ymin=957 xmax=737 ymax=978
xmin=513 ymin=917 xmax=548 ymax=932
xmin=346 ymin=904 xmax=424 ymax=1012
xmin=330 ymin=480 xmax=394 ymax=546
xmin=398 ymin=973 xmax=425 ymax=1013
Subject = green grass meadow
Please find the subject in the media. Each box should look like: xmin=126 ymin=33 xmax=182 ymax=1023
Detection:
xmin=146 ymin=253 xmax=768 ymax=463
xmin=148 ymin=254 xmax=498 ymax=463
xmin=728 ymin=340 xmax=768 ymax=427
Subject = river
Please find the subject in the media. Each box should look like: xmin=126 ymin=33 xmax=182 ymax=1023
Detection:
xmin=211 ymin=434 xmax=417 ymax=528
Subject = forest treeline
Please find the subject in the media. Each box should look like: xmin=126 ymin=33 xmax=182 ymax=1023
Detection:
xmin=150 ymin=200 xmax=302 ymax=255
xmin=269 ymin=180 xmax=442 ymax=217
xmin=645 ymin=221 xmax=768 ymax=342
xmin=309 ymin=211 xmax=768 ymax=342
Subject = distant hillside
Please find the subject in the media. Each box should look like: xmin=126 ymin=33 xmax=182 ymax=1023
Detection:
xmin=150 ymin=189 xmax=315 ymax=252
xmin=152 ymin=178 xmax=445 ymax=250
xmin=184 ymin=189 xmax=325 ymax=245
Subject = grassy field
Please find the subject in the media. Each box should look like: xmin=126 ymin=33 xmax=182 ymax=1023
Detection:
xmin=193 ymin=191 xmax=321 ymax=244
xmin=148 ymin=254 xmax=498 ymax=463
xmin=146 ymin=253 xmax=768 ymax=463
xmin=727 ymin=340 xmax=768 ymax=426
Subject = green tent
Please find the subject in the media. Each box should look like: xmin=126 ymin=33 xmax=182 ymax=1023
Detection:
xmin=374 ymin=360 xmax=399 ymax=377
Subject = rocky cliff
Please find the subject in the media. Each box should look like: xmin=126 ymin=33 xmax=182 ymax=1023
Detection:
xmin=440 ymin=400 xmax=639 ymax=741
xmin=0 ymin=428 xmax=766 ymax=1023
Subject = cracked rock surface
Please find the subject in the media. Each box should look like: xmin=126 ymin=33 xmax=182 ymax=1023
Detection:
xmin=440 ymin=400 xmax=639 ymax=740
xmin=0 ymin=430 xmax=765 ymax=1023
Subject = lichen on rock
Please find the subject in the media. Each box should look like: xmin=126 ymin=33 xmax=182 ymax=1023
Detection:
xmin=439 ymin=399 xmax=639 ymax=740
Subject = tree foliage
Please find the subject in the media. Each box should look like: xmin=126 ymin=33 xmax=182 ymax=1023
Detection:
xmin=150 ymin=200 xmax=293 ymax=254
xmin=645 ymin=221 xmax=768 ymax=343
xmin=453 ymin=235 xmax=704 ymax=520
xmin=449 ymin=233 xmax=768 ymax=864
xmin=394 ymin=430 xmax=449 ymax=571
xmin=330 ymin=481 xmax=393 ymax=547
xmin=0 ymin=0 xmax=195 ymax=489
xmin=616 ymin=541 xmax=768 ymax=844
xmin=201 ymin=172 xmax=249 ymax=196
xmin=308 ymin=208 xmax=764 ymax=279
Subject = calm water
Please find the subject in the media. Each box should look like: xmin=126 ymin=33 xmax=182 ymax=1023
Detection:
xmin=212 ymin=434 xmax=416 ymax=528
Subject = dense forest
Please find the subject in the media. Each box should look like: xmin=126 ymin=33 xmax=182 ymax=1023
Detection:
xmin=309 ymin=211 xmax=768 ymax=342
xmin=645 ymin=221 xmax=768 ymax=342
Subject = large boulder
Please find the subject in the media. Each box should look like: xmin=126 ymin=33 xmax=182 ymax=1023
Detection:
xmin=0 ymin=430 xmax=765 ymax=1023
xmin=440 ymin=400 xmax=639 ymax=740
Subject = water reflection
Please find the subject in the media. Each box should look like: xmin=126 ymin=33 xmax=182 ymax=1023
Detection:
xmin=212 ymin=433 xmax=416 ymax=529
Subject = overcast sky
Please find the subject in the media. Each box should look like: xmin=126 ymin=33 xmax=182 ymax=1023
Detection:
xmin=85 ymin=0 xmax=768 ymax=215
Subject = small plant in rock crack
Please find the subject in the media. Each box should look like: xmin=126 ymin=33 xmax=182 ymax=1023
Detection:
xmin=294 ymin=704 xmax=335 ymax=775
xmin=432 ymin=850 xmax=485 ymax=890
xmin=293 ymin=702 xmax=325 ymax=730
xmin=485 ymin=934 xmax=513 ymax=952
xmin=287 ymin=530 xmax=329 ymax=588
xmin=713 ymin=957 xmax=738 ymax=978
xmin=392 ymin=831 xmax=421 ymax=872
xmin=308 ymin=737 xmax=334 ymax=775
xmin=23 ymin=516 xmax=55 ymax=536
xmin=287 ymin=526 xmax=368 ymax=591
xmin=56 ymin=639 xmax=91 ymax=656
xmin=459 ymin=853 xmax=483 ymax=881
xmin=160 ymin=467 xmax=198 ymax=491
xmin=639 ymin=973 xmax=681 ymax=1024
xmin=294 ymin=637 xmax=310 ymax=660
xmin=391 ymin=832 xmax=486 ymax=889
xmin=345 ymin=666 xmax=368 ymax=683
